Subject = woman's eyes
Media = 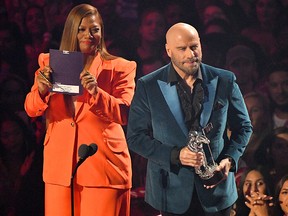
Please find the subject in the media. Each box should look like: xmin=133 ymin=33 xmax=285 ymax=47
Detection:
xmin=78 ymin=28 xmax=85 ymax=32
xmin=244 ymin=182 xmax=251 ymax=187
xmin=90 ymin=28 xmax=99 ymax=34
xmin=78 ymin=28 xmax=100 ymax=34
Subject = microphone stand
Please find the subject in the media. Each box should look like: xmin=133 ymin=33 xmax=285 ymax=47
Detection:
xmin=71 ymin=159 xmax=84 ymax=216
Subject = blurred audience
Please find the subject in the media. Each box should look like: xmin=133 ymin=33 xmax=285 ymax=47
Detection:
xmin=242 ymin=92 xmax=273 ymax=167
xmin=0 ymin=22 xmax=28 ymax=83
xmin=0 ymin=74 xmax=29 ymax=124
xmin=221 ymin=0 xmax=258 ymax=32
xmin=163 ymin=1 xmax=190 ymax=28
xmin=23 ymin=5 xmax=57 ymax=84
xmin=0 ymin=108 xmax=44 ymax=216
xmin=3 ymin=0 xmax=27 ymax=34
xmin=90 ymin=0 xmax=127 ymax=56
xmin=0 ymin=74 xmax=46 ymax=145
xmin=43 ymin=0 xmax=73 ymax=31
xmin=256 ymin=127 xmax=288 ymax=186
xmin=196 ymin=1 xmax=238 ymax=33
xmin=225 ymin=44 xmax=258 ymax=95
xmin=43 ymin=0 xmax=73 ymax=44
xmin=241 ymin=0 xmax=288 ymax=57
xmin=202 ymin=18 xmax=233 ymax=35
xmin=201 ymin=32 xmax=233 ymax=68
xmin=128 ymin=7 xmax=167 ymax=80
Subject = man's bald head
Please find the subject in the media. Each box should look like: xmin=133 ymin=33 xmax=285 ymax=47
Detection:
xmin=165 ymin=22 xmax=202 ymax=77
xmin=166 ymin=23 xmax=200 ymax=45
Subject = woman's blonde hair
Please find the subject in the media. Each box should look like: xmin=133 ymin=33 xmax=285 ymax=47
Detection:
xmin=59 ymin=3 xmax=116 ymax=60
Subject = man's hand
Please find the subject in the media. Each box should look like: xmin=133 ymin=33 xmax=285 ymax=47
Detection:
xmin=204 ymin=158 xmax=231 ymax=189
xmin=179 ymin=146 xmax=204 ymax=167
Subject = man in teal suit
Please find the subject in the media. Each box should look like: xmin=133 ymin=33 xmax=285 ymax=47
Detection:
xmin=127 ymin=23 xmax=252 ymax=215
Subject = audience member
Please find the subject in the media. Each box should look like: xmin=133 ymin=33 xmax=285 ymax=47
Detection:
xmin=200 ymin=7 xmax=253 ymax=69
xmin=44 ymin=0 xmax=73 ymax=29
xmin=202 ymin=2 xmax=230 ymax=25
xmin=225 ymin=44 xmax=258 ymax=95
xmin=256 ymin=127 xmax=288 ymax=186
xmin=270 ymin=24 xmax=288 ymax=67
xmin=0 ymin=74 xmax=29 ymax=124
xmin=280 ymin=0 xmax=288 ymax=6
xmin=202 ymin=18 xmax=233 ymax=35
xmin=265 ymin=64 xmax=288 ymax=128
xmin=163 ymin=1 xmax=190 ymax=28
xmin=25 ymin=0 xmax=45 ymax=7
xmin=128 ymin=8 xmax=167 ymax=80
xmin=115 ymin=0 xmax=138 ymax=21
xmin=242 ymin=92 xmax=273 ymax=167
xmin=232 ymin=166 xmax=274 ymax=216
xmin=200 ymin=33 xmax=234 ymax=68
xmin=220 ymin=0 xmax=258 ymax=32
xmin=43 ymin=0 xmax=73 ymax=44
xmin=0 ymin=74 xmax=46 ymax=145
xmin=0 ymin=108 xmax=44 ymax=216
xmin=90 ymin=0 xmax=127 ymax=56
xmin=196 ymin=1 xmax=238 ymax=34
xmin=274 ymin=174 xmax=288 ymax=216
xmin=3 ymin=0 xmax=27 ymax=33
xmin=0 ymin=22 xmax=28 ymax=82
xmin=113 ymin=0 xmax=139 ymax=57
xmin=23 ymin=5 xmax=56 ymax=84
xmin=276 ymin=25 xmax=288 ymax=53
xmin=0 ymin=3 xmax=9 ymax=25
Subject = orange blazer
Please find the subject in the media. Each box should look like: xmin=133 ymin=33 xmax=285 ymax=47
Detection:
xmin=25 ymin=53 xmax=136 ymax=189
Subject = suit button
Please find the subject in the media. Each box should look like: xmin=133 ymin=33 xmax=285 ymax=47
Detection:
xmin=71 ymin=122 xmax=75 ymax=127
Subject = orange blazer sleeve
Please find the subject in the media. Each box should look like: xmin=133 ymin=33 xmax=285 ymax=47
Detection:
xmin=88 ymin=56 xmax=136 ymax=125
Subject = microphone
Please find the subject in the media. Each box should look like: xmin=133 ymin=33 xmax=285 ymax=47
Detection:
xmin=78 ymin=143 xmax=98 ymax=161
xmin=72 ymin=143 xmax=98 ymax=178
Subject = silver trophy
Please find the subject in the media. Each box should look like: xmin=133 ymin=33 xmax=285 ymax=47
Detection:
xmin=187 ymin=130 xmax=223 ymax=185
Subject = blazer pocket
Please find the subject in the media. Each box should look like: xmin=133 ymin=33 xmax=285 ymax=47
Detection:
xmin=213 ymin=101 xmax=224 ymax=111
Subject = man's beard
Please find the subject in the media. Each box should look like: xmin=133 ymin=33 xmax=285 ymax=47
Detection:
xmin=183 ymin=58 xmax=201 ymax=76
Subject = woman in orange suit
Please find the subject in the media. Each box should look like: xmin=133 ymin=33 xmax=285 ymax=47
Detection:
xmin=24 ymin=4 xmax=136 ymax=216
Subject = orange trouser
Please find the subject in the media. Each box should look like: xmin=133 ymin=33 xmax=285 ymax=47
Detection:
xmin=45 ymin=183 xmax=130 ymax=216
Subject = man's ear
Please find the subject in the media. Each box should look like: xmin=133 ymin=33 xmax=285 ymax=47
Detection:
xmin=165 ymin=44 xmax=171 ymax=57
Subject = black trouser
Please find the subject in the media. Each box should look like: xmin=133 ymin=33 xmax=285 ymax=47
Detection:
xmin=161 ymin=188 xmax=232 ymax=216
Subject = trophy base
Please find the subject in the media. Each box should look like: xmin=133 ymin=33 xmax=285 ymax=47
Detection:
xmin=201 ymin=170 xmax=224 ymax=186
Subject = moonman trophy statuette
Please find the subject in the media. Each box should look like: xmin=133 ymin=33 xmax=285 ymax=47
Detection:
xmin=187 ymin=130 xmax=224 ymax=186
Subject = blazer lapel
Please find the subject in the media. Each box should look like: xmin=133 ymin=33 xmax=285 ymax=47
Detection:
xmin=200 ymin=76 xmax=218 ymax=128
xmin=75 ymin=54 xmax=103 ymax=120
xmin=158 ymin=80 xmax=188 ymax=136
